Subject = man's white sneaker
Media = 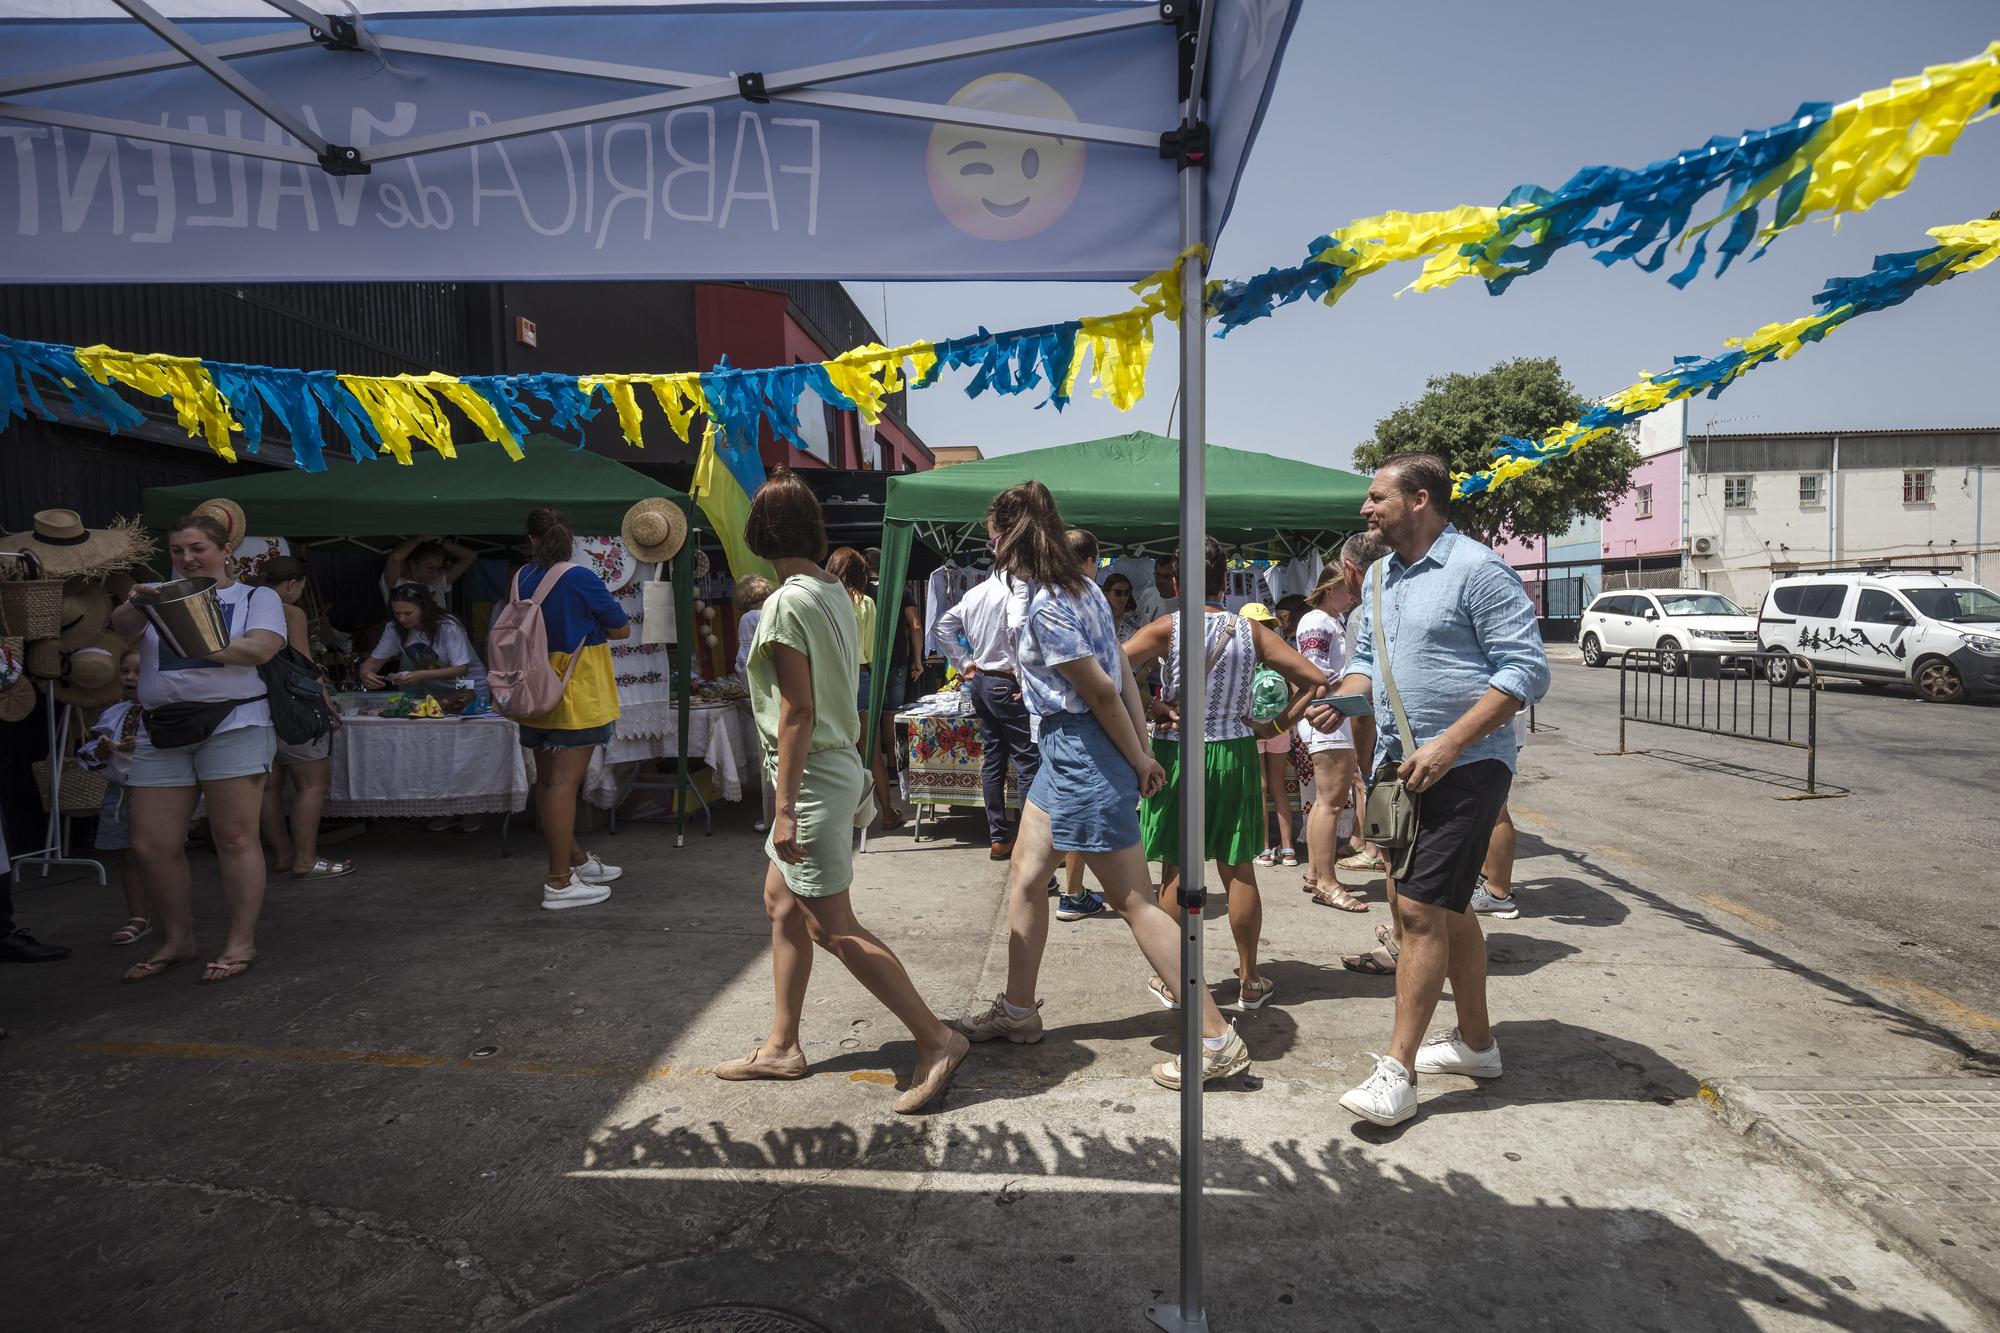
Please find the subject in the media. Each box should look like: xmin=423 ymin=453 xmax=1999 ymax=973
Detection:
xmin=1339 ymin=1053 xmax=1417 ymax=1126
xmin=574 ymin=854 xmax=622 ymax=885
xmin=1413 ymin=1027 xmax=1503 ymax=1078
xmin=542 ymin=874 xmax=611 ymax=911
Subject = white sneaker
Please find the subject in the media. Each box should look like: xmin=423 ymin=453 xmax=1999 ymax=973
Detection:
xmin=1339 ymin=1053 xmax=1418 ymax=1126
xmin=1469 ymin=875 xmax=1520 ymax=918
xmin=1413 ymin=1026 xmax=1503 ymax=1078
xmin=542 ymin=874 xmax=611 ymax=911
xmin=573 ymin=854 xmax=622 ymax=885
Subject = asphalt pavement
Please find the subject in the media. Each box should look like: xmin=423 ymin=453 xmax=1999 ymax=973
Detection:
xmin=1533 ymin=648 xmax=2000 ymax=1061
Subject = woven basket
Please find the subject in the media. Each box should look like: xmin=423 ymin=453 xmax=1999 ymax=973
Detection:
xmin=33 ymin=757 xmax=107 ymax=814
xmin=0 ymin=578 xmax=64 ymax=639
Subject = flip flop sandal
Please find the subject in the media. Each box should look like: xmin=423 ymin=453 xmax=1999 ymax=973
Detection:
xmin=198 ymin=957 xmax=256 ymax=986
xmin=109 ymin=917 xmax=151 ymax=946
xmin=1311 ymin=885 xmax=1371 ymax=913
xmin=122 ymin=954 xmax=190 ymax=983
xmin=292 ymin=858 xmax=354 ymax=881
xmin=1341 ymin=947 xmax=1396 ymax=976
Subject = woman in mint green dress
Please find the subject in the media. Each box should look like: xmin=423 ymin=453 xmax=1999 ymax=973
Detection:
xmin=713 ymin=469 xmax=968 ymax=1115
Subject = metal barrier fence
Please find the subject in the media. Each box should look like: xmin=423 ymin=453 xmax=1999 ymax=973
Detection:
xmin=1612 ymin=648 xmax=1842 ymax=798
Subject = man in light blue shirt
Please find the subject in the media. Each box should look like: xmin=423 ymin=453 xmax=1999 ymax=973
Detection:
xmin=1309 ymin=452 xmax=1549 ymax=1128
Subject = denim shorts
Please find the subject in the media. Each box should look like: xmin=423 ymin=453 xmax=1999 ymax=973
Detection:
xmin=95 ymin=785 xmax=132 ymax=851
xmin=1027 ymin=711 xmax=1141 ymax=854
xmin=517 ymin=721 xmax=614 ymax=750
xmin=127 ymin=724 xmax=276 ymax=788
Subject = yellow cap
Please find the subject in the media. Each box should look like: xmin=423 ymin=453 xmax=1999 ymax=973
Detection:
xmin=1238 ymin=601 xmax=1278 ymax=624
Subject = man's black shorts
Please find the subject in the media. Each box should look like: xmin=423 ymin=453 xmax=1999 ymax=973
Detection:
xmin=1393 ymin=758 xmax=1512 ymax=914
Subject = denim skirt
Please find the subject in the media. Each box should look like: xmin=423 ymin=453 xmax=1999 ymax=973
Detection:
xmin=1026 ymin=710 xmax=1141 ymax=854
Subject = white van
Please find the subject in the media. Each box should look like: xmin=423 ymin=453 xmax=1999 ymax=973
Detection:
xmin=1755 ymin=569 xmax=2000 ymax=703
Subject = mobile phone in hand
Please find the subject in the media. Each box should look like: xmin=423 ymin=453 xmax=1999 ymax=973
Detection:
xmin=1324 ymin=692 xmax=1374 ymax=717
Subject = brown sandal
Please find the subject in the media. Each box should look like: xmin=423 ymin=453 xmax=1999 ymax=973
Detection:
xmin=1341 ymin=946 xmax=1397 ymax=975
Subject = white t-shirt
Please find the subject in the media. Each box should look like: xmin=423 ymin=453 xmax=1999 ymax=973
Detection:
xmin=1293 ymin=607 xmax=1353 ymax=749
xmin=88 ymin=699 xmax=145 ymax=785
xmin=734 ymin=608 xmax=761 ymax=676
xmin=137 ymin=580 xmax=287 ymax=735
xmin=370 ymin=617 xmax=485 ymax=690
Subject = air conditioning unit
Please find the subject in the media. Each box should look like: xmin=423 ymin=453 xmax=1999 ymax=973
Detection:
xmin=1690 ymin=536 xmax=1718 ymax=557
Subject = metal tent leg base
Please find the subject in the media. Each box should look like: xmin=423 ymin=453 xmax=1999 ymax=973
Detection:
xmin=1146 ymin=1305 xmax=1210 ymax=1333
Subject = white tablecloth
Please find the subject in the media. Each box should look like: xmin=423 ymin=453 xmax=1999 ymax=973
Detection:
xmin=584 ymin=701 xmax=759 ymax=808
xmin=326 ymin=716 xmax=530 ymax=818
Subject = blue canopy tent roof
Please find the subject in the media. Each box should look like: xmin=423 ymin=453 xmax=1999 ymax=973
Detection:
xmin=0 ymin=4 xmax=1300 ymax=1322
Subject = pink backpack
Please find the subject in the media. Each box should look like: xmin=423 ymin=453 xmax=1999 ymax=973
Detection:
xmin=486 ymin=562 xmax=589 ymax=720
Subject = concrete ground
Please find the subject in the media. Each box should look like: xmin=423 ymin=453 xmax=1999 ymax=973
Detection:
xmin=2 ymin=670 xmax=1996 ymax=1331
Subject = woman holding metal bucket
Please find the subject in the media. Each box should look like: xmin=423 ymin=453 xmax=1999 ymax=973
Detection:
xmin=109 ymin=512 xmax=286 ymax=986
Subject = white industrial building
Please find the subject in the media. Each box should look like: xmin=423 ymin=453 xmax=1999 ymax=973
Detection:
xmin=1682 ymin=427 xmax=1998 ymax=608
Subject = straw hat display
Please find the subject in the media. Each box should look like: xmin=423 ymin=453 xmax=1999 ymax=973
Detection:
xmin=0 ymin=639 xmax=31 ymax=724
xmin=58 ymin=581 xmax=113 ymax=639
xmin=620 ymin=497 xmax=689 ymax=564
xmin=59 ymin=631 xmax=129 ymax=710
xmin=0 ymin=509 xmax=154 ymax=580
xmin=193 ymin=497 xmax=248 ymax=546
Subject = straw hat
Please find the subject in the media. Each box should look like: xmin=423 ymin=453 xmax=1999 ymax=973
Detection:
xmin=1238 ymin=601 xmax=1278 ymax=625
xmin=0 ymin=510 xmax=154 ymax=580
xmin=621 ymin=497 xmax=688 ymax=564
xmin=57 ymin=631 xmax=129 ymax=709
xmin=58 ymin=580 xmax=114 ymax=643
xmin=25 ymin=638 xmax=63 ymax=680
xmin=193 ymin=498 xmax=248 ymax=546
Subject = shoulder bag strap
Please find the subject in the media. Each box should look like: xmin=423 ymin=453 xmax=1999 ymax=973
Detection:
xmin=1202 ymin=612 xmax=1237 ymax=680
xmin=1371 ymin=562 xmax=1419 ymax=752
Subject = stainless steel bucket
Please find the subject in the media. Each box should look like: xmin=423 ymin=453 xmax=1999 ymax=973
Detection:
xmin=135 ymin=577 xmax=230 ymax=659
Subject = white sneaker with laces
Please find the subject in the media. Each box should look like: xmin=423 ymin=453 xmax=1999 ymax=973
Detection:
xmin=1413 ymin=1027 xmax=1503 ymax=1078
xmin=574 ymin=854 xmax=622 ymax=885
xmin=542 ymin=874 xmax=611 ymax=911
xmin=1339 ymin=1053 xmax=1418 ymax=1126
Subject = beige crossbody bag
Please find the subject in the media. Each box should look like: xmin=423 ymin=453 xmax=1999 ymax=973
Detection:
xmin=1360 ymin=561 xmax=1422 ymax=879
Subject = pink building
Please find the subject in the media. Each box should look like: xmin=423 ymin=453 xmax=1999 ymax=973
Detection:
xmin=1600 ymin=445 xmax=1684 ymax=573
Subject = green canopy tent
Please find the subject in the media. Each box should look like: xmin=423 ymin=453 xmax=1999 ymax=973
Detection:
xmin=867 ymin=430 xmax=1370 ymax=740
xmin=145 ymin=436 xmax=705 ymax=843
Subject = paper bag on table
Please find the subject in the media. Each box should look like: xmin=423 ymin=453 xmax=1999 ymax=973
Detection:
xmin=641 ymin=579 xmax=676 ymax=645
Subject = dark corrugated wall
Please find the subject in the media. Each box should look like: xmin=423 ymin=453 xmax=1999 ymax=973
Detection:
xmin=0 ymin=282 xmax=473 ymax=375
xmin=1 ymin=415 xmax=248 ymax=537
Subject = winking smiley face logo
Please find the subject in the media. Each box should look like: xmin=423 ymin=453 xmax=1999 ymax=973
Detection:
xmin=927 ymin=73 xmax=1086 ymax=241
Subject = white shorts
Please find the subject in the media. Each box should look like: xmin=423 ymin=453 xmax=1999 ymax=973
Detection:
xmin=127 ymin=724 xmax=276 ymax=787
xmin=1296 ymin=717 xmax=1354 ymax=756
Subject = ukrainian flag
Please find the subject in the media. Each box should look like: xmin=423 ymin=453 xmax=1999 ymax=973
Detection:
xmin=691 ymin=423 xmax=775 ymax=580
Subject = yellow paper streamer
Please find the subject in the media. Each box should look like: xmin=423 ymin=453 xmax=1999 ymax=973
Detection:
xmin=1697 ymin=42 xmax=2000 ymax=250
xmin=1066 ymin=311 xmax=1155 ymax=411
xmin=336 ymin=373 xmax=468 ymax=465
xmin=1306 ymin=204 xmax=1530 ymax=306
xmin=72 ymin=345 xmax=240 ymax=459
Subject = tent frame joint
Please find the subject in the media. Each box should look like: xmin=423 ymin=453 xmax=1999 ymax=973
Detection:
xmin=1159 ymin=118 xmax=1209 ymax=170
xmin=309 ymin=16 xmax=362 ymax=52
xmin=318 ymin=143 xmax=369 ymax=175
xmin=737 ymin=71 xmax=771 ymax=105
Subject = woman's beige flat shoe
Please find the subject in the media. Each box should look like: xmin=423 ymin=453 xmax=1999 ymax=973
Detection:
xmin=714 ymin=1046 xmax=809 ymax=1081
xmin=893 ymin=1031 xmax=970 ymax=1115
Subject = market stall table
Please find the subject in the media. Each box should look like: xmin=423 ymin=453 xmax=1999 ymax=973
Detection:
xmin=326 ymin=715 xmax=530 ymax=850
xmin=895 ymin=710 xmax=1023 ymax=843
xmin=585 ymin=699 xmax=761 ymax=835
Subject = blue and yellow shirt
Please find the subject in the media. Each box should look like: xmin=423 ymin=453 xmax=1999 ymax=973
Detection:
xmin=514 ymin=563 xmax=631 ymax=730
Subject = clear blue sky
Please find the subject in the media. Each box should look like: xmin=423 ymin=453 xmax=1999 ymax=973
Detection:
xmin=853 ymin=1 xmax=1999 ymax=468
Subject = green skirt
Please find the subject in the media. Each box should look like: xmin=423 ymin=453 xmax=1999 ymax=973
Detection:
xmin=1140 ymin=734 xmax=1265 ymax=867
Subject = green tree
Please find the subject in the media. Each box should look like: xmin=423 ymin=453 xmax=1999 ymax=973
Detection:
xmin=1353 ymin=356 xmax=1642 ymax=548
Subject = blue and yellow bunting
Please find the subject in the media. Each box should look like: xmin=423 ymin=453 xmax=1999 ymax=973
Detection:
xmin=1454 ymin=217 xmax=2000 ymax=499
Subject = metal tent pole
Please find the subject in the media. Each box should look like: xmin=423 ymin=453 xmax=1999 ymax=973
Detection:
xmin=1151 ymin=6 xmax=1212 ymax=1326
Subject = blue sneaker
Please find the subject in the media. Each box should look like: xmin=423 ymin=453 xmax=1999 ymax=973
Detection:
xmin=1055 ymin=892 xmax=1107 ymax=921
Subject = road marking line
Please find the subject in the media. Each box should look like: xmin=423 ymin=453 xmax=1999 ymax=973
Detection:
xmin=1692 ymin=892 xmax=1787 ymax=934
xmin=1862 ymin=975 xmax=2000 ymax=1036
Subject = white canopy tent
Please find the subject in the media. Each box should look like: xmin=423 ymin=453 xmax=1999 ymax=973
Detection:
xmin=0 ymin=4 xmax=1301 ymax=1325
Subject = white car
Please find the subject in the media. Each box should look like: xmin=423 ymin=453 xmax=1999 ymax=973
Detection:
xmin=1579 ymin=588 xmax=1759 ymax=674
xmin=1756 ymin=569 xmax=2000 ymax=703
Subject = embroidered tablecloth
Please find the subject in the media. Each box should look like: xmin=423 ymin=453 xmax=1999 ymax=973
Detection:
xmin=325 ymin=716 xmax=529 ymax=818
